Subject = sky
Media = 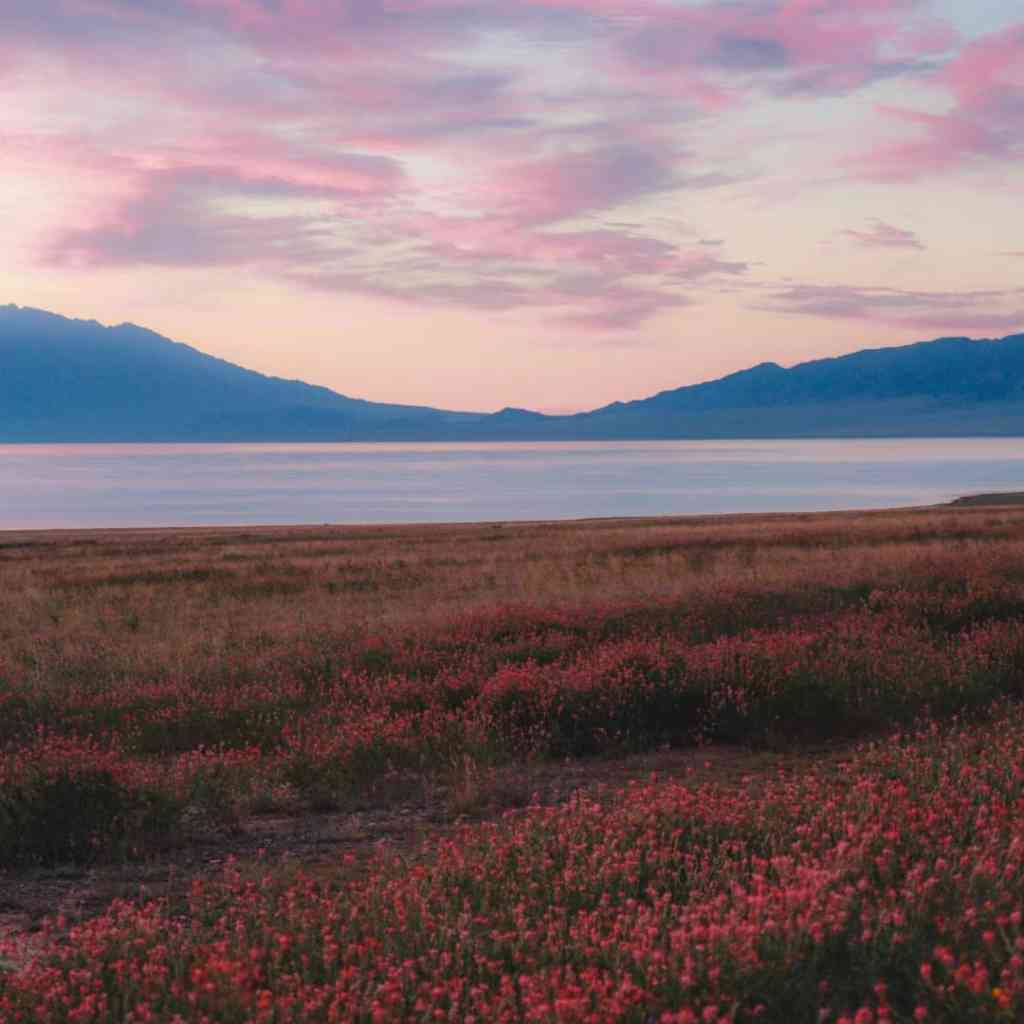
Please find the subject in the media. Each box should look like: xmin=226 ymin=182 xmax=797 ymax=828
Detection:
xmin=3 ymin=1 xmax=1023 ymax=413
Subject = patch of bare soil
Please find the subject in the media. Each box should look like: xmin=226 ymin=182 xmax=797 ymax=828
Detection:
xmin=0 ymin=744 xmax=841 ymax=970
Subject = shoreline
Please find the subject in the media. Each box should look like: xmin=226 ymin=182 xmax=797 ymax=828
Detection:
xmin=950 ymin=490 xmax=1024 ymax=506
xmin=0 ymin=496 xmax=1020 ymax=537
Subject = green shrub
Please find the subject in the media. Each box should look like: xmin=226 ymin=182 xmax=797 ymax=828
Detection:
xmin=0 ymin=770 xmax=180 ymax=867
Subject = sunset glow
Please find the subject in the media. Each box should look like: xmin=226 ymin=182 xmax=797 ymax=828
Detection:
xmin=4 ymin=0 xmax=1023 ymax=411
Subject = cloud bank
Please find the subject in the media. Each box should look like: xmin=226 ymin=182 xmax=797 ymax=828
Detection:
xmin=3 ymin=1 xmax=1022 ymax=407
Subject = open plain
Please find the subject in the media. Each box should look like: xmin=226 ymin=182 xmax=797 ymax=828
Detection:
xmin=4 ymin=504 xmax=1024 ymax=1020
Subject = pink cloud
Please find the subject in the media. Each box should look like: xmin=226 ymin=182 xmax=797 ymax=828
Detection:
xmin=611 ymin=0 xmax=954 ymax=105
xmin=17 ymin=0 xmax=954 ymax=131
xmin=48 ymin=168 xmax=335 ymax=269
xmin=670 ymin=251 xmax=750 ymax=280
xmin=41 ymin=130 xmax=405 ymax=271
xmin=842 ymin=220 xmax=924 ymax=249
xmin=562 ymin=289 xmax=692 ymax=331
xmin=42 ymin=137 xmax=748 ymax=331
xmin=901 ymin=311 xmax=1024 ymax=332
xmin=485 ymin=144 xmax=678 ymax=225
xmin=297 ymin=220 xmax=746 ymax=330
xmin=411 ymin=212 xmax=749 ymax=280
xmin=758 ymin=282 xmax=1024 ymax=333
xmin=847 ymin=21 xmax=1024 ymax=181
xmin=288 ymin=264 xmax=692 ymax=331
xmin=6 ymin=0 xmax=1016 ymax=346
xmin=384 ymin=206 xmax=750 ymax=327
xmin=169 ymin=137 xmax=406 ymax=196
xmin=944 ymin=21 xmax=1024 ymax=109
xmin=408 ymin=216 xmax=680 ymax=272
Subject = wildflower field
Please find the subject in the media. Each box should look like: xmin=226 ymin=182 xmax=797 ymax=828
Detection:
xmin=3 ymin=505 xmax=1024 ymax=1020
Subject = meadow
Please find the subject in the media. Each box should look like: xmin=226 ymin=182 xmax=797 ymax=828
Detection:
xmin=3 ymin=504 xmax=1024 ymax=1020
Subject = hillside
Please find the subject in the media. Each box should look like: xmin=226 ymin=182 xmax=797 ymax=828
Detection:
xmin=564 ymin=334 xmax=1024 ymax=438
xmin=0 ymin=305 xmax=479 ymax=441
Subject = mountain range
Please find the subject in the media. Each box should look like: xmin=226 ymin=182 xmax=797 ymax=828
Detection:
xmin=3 ymin=303 xmax=1024 ymax=441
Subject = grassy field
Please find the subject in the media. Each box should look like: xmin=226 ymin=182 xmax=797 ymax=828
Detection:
xmin=3 ymin=504 xmax=1024 ymax=1020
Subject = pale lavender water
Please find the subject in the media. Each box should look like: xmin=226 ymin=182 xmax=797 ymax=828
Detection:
xmin=1 ymin=439 xmax=1023 ymax=530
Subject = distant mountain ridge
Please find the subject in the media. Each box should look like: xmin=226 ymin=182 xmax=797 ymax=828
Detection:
xmin=0 ymin=305 xmax=480 ymax=441
xmin=2 ymin=303 xmax=1024 ymax=440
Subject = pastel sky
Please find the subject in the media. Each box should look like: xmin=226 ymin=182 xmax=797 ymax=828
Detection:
xmin=3 ymin=0 xmax=1023 ymax=412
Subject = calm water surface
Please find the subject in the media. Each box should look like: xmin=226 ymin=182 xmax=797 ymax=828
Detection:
xmin=1 ymin=440 xmax=1023 ymax=530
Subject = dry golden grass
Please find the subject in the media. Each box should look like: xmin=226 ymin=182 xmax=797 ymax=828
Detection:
xmin=3 ymin=502 xmax=1024 ymax=698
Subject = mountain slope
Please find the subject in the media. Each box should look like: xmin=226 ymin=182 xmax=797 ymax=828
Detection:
xmin=2 ymin=303 xmax=1023 ymax=440
xmin=0 ymin=305 xmax=480 ymax=440
xmin=601 ymin=335 xmax=1024 ymax=412
xmin=559 ymin=334 xmax=1024 ymax=438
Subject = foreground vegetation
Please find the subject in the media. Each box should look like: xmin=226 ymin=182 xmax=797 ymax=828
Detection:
xmin=6 ymin=709 xmax=1024 ymax=1021
xmin=4 ymin=507 xmax=1024 ymax=863
xmin=3 ymin=505 xmax=1024 ymax=1019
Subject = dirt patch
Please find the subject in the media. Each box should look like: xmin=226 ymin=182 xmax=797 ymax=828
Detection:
xmin=0 ymin=743 xmax=833 ymax=966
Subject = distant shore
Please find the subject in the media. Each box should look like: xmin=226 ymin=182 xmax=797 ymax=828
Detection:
xmin=950 ymin=491 xmax=1024 ymax=506
xmin=4 ymin=497 xmax=1024 ymax=536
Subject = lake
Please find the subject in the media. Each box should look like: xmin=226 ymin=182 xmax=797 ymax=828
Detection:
xmin=1 ymin=439 xmax=1023 ymax=530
